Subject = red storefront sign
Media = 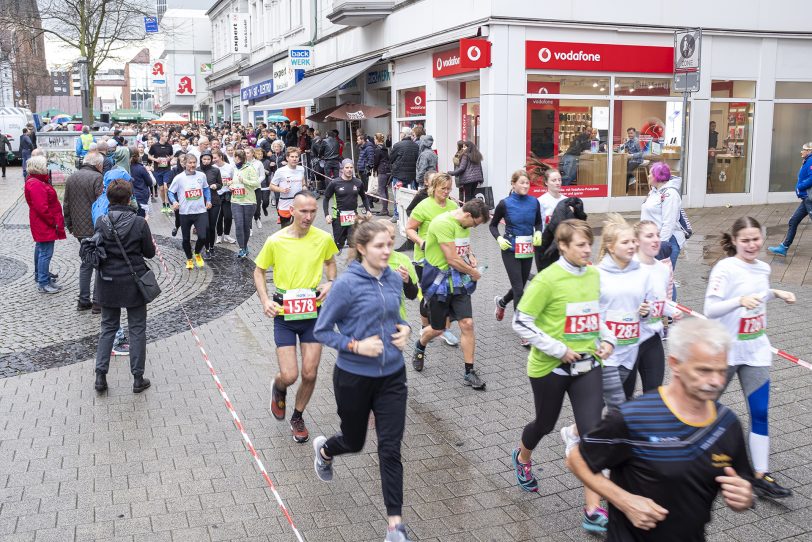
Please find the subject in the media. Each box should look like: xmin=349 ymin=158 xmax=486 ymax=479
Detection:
xmin=526 ymin=41 xmax=674 ymax=73
xmin=404 ymin=90 xmax=426 ymax=116
xmin=433 ymin=48 xmax=479 ymax=78
xmin=459 ymin=39 xmax=491 ymax=69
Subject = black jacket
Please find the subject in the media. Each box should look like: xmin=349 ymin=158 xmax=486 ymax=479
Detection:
xmin=537 ymin=197 xmax=587 ymax=272
xmin=199 ymin=163 xmax=223 ymax=206
xmin=321 ymin=136 xmax=340 ymax=161
xmin=373 ymin=144 xmax=390 ymax=176
xmin=130 ymin=163 xmax=153 ymax=207
xmin=96 ymin=206 xmax=156 ymax=308
xmin=389 ymin=138 xmax=419 ymax=182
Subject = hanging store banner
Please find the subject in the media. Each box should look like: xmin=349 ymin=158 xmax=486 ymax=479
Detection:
xmin=230 ymin=13 xmax=250 ymax=54
xmin=175 ymin=75 xmax=196 ymax=96
xmin=151 ymin=60 xmax=166 ymax=86
xmin=526 ymin=41 xmax=674 ymax=73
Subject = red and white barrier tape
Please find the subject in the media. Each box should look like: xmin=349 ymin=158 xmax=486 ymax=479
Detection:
xmin=150 ymin=238 xmax=305 ymax=542
xmin=667 ymin=300 xmax=812 ymax=371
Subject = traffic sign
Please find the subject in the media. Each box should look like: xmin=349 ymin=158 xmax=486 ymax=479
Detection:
xmin=144 ymin=16 xmax=159 ymax=34
xmin=674 ymin=28 xmax=701 ymax=92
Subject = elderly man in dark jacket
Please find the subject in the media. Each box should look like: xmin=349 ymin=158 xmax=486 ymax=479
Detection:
xmin=389 ymin=128 xmax=419 ymax=190
xmin=94 ymin=179 xmax=156 ymax=394
xmin=63 ymin=151 xmax=105 ymax=310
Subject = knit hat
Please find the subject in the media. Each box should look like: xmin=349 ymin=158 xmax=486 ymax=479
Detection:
xmin=340 ymin=158 xmax=354 ymax=169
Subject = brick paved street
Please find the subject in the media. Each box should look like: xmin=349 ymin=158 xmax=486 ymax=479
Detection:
xmin=2 ymin=165 xmax=812 ymax=541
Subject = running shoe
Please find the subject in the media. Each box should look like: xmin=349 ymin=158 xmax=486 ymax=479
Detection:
xmin=185 ymin=259 xmax=194 ymax=270
xmin=111 ymin=343 xmax=130 ymax=356
xmin=384 ymin=524 xmax=413 ymax=542
xmin=269 ymin=378 xmax=286 ymax=420
xmin=582 ymin=507 xmax=609 ymax=533
xmin=194 ymin=253 xmax=204 ymax=268
xmin=290 ymin=417 xmax=309 ymax=443
xmin=463 ymin=368 xmax=486 ymax=390
xmin=255 ymin=218 xmax=263 ymax=229
xmin=494 ymin=295 xmax=506 ymax=321
xmin=216 ymin=235 xmax=223 ymax=244
xmin=312 ymin=436 xmax=333 ymax=482
xmin=560 ymin=424 xmax=580 ymax=457
xmin=768 ymin=244 xmax=788 ymax=257
xmin=520 ymin=338 xmax=531 ymax=348
xmin=412 ymin=346 xmax=425 ymax=372
xmin=442 ymin=330 xmax=460 ymax=346
xmin=223 ymin=235 xmax=236 ymax=244
xmin=511 ymin=448 xmax=538 ymax=492
xmin=753 ymin=473 xmax=793 ymax=499
xmin=237 ymin=249 xmax=247 ymax=258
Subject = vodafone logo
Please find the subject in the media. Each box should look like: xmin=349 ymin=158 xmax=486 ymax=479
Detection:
xmin=466 ymin=45 xmax=481 ymax=62
xmin=538 ymin=48 xmax=551 ymax=63
xmin=436 ymin=55 xmax=461 ymax=73
xmin=538 ymin=46 xmax=601 ymax=64
xmin=413 ymin=95 xmax=422 ymax=106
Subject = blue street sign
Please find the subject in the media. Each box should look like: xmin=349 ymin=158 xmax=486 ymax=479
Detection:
xmin=144 ymin=17 xmax=159 ymax=34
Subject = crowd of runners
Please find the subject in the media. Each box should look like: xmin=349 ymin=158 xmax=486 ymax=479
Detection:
xmin=51 ymin=122 xmax=805 ymax=542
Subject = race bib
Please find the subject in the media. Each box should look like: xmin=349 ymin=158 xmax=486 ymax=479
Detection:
xmin=514 ymin=236 xmax=534 ymax=258
xmin=158 ymin=157 xmax=168 ymax=167
xmin=605 ymin=310 xmax=640 ymax=346
xmin=283 ymin=289 xmax=317 ymax=321
xmin=339 ymin=210 xmax=356 ymax=226
xmin=738 ymin=308 xmax=766 ymax=341
xmin=564 ymin=301 xmax=600 ymax=341
xmin=455 ymin=237 xmax=470 ymax=257
xmin=231 ymin=186 xmax=247 ymax=197
xmin=184 ymin=188 xmax=202 ymax=201
xmin=648 ymin=300 xmax=665 ymax=324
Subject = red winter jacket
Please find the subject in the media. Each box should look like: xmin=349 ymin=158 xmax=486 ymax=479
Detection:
xmin=24 ymin=174 xmax=66 ymax=243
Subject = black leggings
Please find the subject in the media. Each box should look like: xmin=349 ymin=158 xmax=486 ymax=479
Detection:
xmin=253 ymin=189 xmax=263 ymax=220
xmin=625 ymin=334 xmax=665 ymax=398
xmin=331 ymin=220 xmax=351 ymax=249
xmin=206 ymin=203 xmax=221 ymax=250
xmin=217 ymin=200 xmax=232 ymax=236
xmin=499 ymin=249 xmax=534 ymax=309
xmin=324 ymin=366 xmax=407 ymax=517
xmin=180 ymin=212 xmax=208 ymax=258
xmin=521 ymin=367 xmax=603 ymax=451
xmin=459 ymin=183 xmax=477 ymax=202
xmin=260 ymin=188 xmax=271 ymax=215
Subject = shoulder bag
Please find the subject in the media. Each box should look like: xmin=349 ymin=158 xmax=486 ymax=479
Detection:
xmin=105 ymin=215 xmax=162 ymax=304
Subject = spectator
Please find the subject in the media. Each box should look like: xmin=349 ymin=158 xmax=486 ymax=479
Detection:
xmin=285 ymin=120 xmax=300 ymax=148
xmin=75 ymin=126 xmax=95 ymax=162
xmin=388 ymin=127 xmax=420 ymax=221
xmin=93 ymin=179 xmax=156 ymax=394
xmin=63 ymin=151 xmax=104 ymax=309
xmin=416 ymin=135 xmax=438 ymax=186
xmin=20 ymin=128 xmax=35 ymax=178
xmin=24 ymin=156 xmax=66 ymax=294
xmin=0 ymin=132 xmax=11 ymax=177
xmin=357 ymin=134 xmax=376 ymax=196
xmin=447 ymin=140 xmax=484 ymax=202
xmin=129 ymin=147 xmax=153 ymax=218
xmin=373 ymin=133 xmax=391 ymax=216
xmin=322 ymin=130 xmax=342 ymax=179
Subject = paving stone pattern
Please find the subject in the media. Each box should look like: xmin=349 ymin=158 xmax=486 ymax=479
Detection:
xmin=1 ymin=166 xmax=811 ymax=541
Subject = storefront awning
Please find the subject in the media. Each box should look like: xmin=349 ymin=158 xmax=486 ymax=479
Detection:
xmin=246 ymin=57 xmax=380 ymax=112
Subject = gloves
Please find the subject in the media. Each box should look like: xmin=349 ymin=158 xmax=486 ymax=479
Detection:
xmin=533 ymin=231 xmax=542 ymax=246
xmin=497 ymin=236 xmax=511 ymax=251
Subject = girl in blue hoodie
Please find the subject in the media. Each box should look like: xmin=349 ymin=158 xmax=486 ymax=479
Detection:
xmin=312 ymin=215 xmax=413 ymax=542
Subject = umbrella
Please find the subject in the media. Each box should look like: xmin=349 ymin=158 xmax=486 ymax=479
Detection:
xmin=307 ymin=102 xmax=391 ymax=165
xmin=266 ymin=114 xmax=289 ymax=122
xmin=51 ymin=113 xmax=72 ymax=124
xmin=150 ymin=112 xmax=190 ymax=124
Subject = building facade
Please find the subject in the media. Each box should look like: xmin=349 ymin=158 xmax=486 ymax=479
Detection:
xmin=122 ymin=49 xmax=155 ymax=112
xmin=0 ymin=0 xmax=52 ymax=110
xmin=208 ymin=0 xmax=812 ymax=210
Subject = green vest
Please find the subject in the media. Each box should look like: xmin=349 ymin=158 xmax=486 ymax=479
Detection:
xmin=80 ymin=133 xmax=93 ymax=151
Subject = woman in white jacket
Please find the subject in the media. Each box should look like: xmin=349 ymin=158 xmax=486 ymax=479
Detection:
xmin=640 ymin=163 xmax=685 ymax=298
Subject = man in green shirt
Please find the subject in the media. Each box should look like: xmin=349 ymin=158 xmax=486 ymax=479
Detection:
xmin=413 ymin=199 xmax=490 ymax=389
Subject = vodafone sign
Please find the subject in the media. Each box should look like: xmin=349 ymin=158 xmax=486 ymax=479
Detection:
xmin=433 ymin=48 xmax=478 ymax=78
xmin=526 ymin=41 xmax=674 ymax=73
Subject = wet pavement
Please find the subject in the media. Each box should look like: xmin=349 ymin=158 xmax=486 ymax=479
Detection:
xmin=1 ymin=165 xmax=811 ymax=541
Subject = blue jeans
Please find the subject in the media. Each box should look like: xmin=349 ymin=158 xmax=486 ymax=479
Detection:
xmin=34 ymin=241 xmax=55 ymax=287
xmin=782 ymin=198 xmax=812 ymax=248
xmin=667 ymin=235 xmax=680 ymax=300
xmin=21 ymin=150 xmax=31 ymax=177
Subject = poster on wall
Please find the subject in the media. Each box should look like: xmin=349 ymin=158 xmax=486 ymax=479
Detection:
xmin=404 ymin=90 xmax=425 ymax=116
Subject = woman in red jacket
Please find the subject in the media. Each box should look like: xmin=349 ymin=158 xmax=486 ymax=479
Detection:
xmin=24 ymin=156 xmax=66 ymax=294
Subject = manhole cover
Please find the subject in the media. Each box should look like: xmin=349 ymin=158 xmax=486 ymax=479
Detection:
xmin=0 ymin=255 xmax=27 ymax=285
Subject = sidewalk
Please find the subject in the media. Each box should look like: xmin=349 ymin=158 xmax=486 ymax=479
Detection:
xmin=1 ymin=164 xmax=811 ymax=541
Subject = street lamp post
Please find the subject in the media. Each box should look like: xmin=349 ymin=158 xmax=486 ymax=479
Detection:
xmin=77 ymin=57 xmax=91 ymax=125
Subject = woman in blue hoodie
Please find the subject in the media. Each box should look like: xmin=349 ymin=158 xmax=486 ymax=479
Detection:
xmin=312 ymin=215 xmax=413 ymax=542
xmin=768 ymin=142 xmax=812 ymax=256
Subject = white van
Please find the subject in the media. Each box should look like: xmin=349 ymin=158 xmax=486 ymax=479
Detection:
xmin=0 ymin=107 xmax=35 ymax=160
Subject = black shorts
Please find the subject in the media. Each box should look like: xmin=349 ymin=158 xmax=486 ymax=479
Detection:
xmin=273 ymin=315 xmax=318 ymax=347
xmin=426 ymin=293 xmax=472 ymax=331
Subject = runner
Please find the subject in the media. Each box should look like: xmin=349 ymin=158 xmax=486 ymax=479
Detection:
xmin=491 ymin=170 xmax=543 ymax=347
xmin=212 ymin=149 xmax=236 ymax=244
xmin=252 ymin=147 xmax=268 ymax=230
xmin=167 ymin=154 xmax=211 ymax=269
xmin=311 ymin=216 xmax=413 ymax=542
xmin=704 ymin=216 xmax=796 ymax=500
xmin=269 ymin=147 xmax=305 ymax=229
xmin=535 ymin=169 xmax=566 ymax=272
xmin=405 ymin=173 xmax=460 ymax=346
xmin=253 ymin=190 xmax=338 ymax=443
xmin=567 ymin=318 xmax=754 ymax=542
xmin=198 ymin=151 xmax=222 ymax=258
xmin=323 ymin=158 xmax=371 ymax=250
xmin=625 ymin=220 xmax=682 ymax=397
xmin=230 ymin=149 xmax=260 ymax=258
xmin=511 ymin=219 xmax=615 ymax=533
xmin=384 ymin=221 xmax=419 ymax=320
xmin=413 ymin=199 xmax=490 ymax=389
xmin=147 ymin=132 xmax=174 ymax=213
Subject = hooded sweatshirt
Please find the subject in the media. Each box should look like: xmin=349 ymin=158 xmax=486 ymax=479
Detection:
xmin=416 ymin=135 xmax=438 ymax=185
xmin=198 ymin=151 xmax=223 ymax=206
xmin=113 ymin=146 xmax=131 ymax=174
xmin=314 ymin=260 xmax=408 ymax=378
xmin=598 ymin=254 xmax=655 ymax=369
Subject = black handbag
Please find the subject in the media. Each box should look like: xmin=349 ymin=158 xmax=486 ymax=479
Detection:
xmin=105 ymin=215 xmax=162 ymax=304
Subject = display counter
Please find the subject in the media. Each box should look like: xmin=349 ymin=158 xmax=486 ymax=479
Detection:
xmin=709 ymin=154 xmax=747 ymax=193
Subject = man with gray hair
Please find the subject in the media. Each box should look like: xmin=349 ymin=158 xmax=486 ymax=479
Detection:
xmin=63 ymin=151 xmax=105 ymax=310
xmin=567 ymin=318 xmax=754 ymax=541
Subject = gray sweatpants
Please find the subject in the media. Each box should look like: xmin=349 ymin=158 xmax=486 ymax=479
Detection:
xmin=232 ymin=203 xmax=256 ymax=250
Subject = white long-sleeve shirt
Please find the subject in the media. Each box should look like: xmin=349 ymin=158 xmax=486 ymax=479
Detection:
xmin=637 ymin=256 xmax=677 ymax=342
xmin=640 ymin=182 xmax=685 ymax=247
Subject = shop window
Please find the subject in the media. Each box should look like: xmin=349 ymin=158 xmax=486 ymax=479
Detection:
xmin=527 ymin=75 xmax=610 ymax=95
xmin=708 ymin=102 xmax=754 ymax=194
xmin=461 ymin=81 xmax=480 ymax=147
xmin=614 ymin=77 xmax=682 ymax=98
xmin=775 ymin=82 xmax=812 ymax=100
xmin=397 ymin=86 xmax=426 ymax=118
xmin=611 ymin=99 xmax=686 ymax=197
xmin=526 ymin=98 xmax=610 ymax=197
xmin=461 ymin=80 xmax=480 ymax=99
xmin=769 ymin=104 xmax=812 ymax=192
xmin=711 ymin=80 xmax=756 ymax=99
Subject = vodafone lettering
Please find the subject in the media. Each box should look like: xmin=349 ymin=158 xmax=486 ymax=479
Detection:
xmin=432 ymin=48 xmax=478 ymax=78
xmin=526 ymin=41 xmax=673 ymax=73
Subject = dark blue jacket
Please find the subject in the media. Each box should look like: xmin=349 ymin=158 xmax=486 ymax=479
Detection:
xmin=795 ymin=153 xmax=812 ymax=199
xmin=314 ymin=261 xmax=408 ymax=377
xmin=130 ymin=162 xmax=152 ymax=206
xmin=357 ymin=140 xmax=375 ymax=172
xmin=489 ymin=192 xmax=543 ymax=248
